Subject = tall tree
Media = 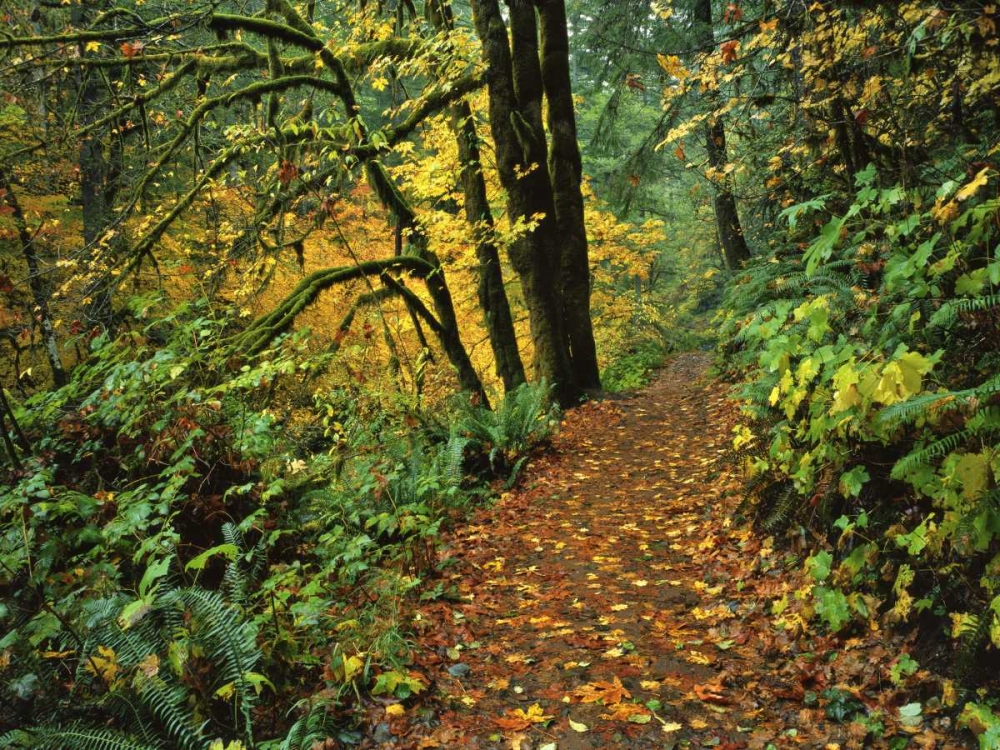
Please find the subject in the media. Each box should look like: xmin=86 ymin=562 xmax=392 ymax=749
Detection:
xmin=537 ymin=0 xmax=600 ymax=389
xmin=470 ymin=0 xmax=599 ymax=403
xmin=426 ymin=0 xmax=527 ymax=393
xmin=692 ymin=0 xmax=751 ymax=270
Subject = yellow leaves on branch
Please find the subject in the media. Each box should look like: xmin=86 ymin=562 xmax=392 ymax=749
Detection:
xmin=656 ymin=54 xmax=688 ymax=80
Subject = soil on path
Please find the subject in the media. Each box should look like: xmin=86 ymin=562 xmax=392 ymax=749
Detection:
xmin=387 ymin=353 xmax=972 ymax=749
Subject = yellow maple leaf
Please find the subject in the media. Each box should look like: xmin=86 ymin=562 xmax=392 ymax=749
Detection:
xmin=85 ymin=645 xmax=120 ymax=684
xmin=84 ymin=40 xmax=102 ymax=53
xmin=495 ymin=703 xmax=553 ymax=731
xmin=955 ymin=167 xmax=991 ymax=202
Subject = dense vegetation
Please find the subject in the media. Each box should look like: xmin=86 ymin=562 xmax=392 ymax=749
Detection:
xmin=1 ymin=0 xmax=999 ymax=747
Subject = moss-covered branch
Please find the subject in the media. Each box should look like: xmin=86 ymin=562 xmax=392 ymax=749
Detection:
xmin=208 ymin=13 xmax=322 ymax=51
xmin=234 ymin=256 xmax=436 ymax=355
xmin=130 ymin=74 xmax=346 ymax=203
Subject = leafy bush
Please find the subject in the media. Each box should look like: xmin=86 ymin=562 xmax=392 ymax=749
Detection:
xmin=452 ymin=380 xmax=559 ymax=482
xmin=601 ymin=339 xmax=667 ymax=392
xmin=721 ymin=161 xmax=1000 ymax=662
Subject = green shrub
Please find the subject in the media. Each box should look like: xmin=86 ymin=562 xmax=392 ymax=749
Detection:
xmin=452 ymin=380 xmax=559 ymax=482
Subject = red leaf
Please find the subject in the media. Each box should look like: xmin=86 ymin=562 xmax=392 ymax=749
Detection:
xmin=625 ymin=73 xmax=646 ymax=92
xmin=121 ymin=40 xmax=145 ymax=58
xmin=720 ymin=40 xmax=740 ymax=64
xmin=278 ymin=160 xmax=299 ymax=187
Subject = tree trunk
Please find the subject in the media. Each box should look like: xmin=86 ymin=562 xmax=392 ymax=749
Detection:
xmin=693 ymin=0 xmax=751 ymax=270
xmin=74 ymin=1 xmax=115 ymax=327
xmin=469 ymin=0 xmax=579 ymax=404
xmin=536 ymin=0 xmax=600 ymax=389
xmin=704 ymin=117 xmax=751 ymax=269
xmin=365 ymin=160 xmax=488 ymax=404
xmin=0 ymin=170 xmax=67 ymax=387
xmin=427 ymin=0 xmax=526 ymax=393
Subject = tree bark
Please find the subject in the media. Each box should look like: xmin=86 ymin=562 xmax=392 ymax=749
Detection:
xmin=73 ymin=1 xmax=115 ymax=327
xmin=704 ymin=116 xmax=751 ymax=269
xmin=0 ymin=169 xmax=67 ymax=387
xmin=693 ymin=0 xmax=751 ymax=270
xmin=469 ymin=0 xmax=579 ymax=404
xmin=427 ymin=0 xmax=526 ymax=393
xmin=536 ymin=0 xmax=600 ymax=389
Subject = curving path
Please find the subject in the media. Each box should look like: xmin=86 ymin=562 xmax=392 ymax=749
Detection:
xmin=383 ymin=353 xmax=970 ymax=750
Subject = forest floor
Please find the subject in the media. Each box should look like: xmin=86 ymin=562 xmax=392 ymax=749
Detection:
xmin=369 ymin=353 xmax=973 ymax=749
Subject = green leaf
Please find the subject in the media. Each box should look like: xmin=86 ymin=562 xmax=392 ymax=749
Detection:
xmin=838 ymin=466 xmax=870 ymax=498
xmin=139 ymin=556 xmax=172 ymax=600
xmin=372 ymin=670 xmax=426 ymax=699
xmin=185 ymin=544 xmax=239 ymax=572
xmin=807 ymin=551 xmax=833 ymax=582
xmin=813 ymin=586 xmax=851 ymax=631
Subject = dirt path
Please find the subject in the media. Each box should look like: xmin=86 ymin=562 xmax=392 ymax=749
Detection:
xmin=388 ymin=353 xmax=970 ymax=749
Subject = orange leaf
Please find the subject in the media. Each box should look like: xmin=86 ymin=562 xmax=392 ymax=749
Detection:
xmin=574 ymin=675 xmax=631 ymax=704
xmin=720 ymin=40 xmax=740 ymax=64
xmin=693 ymin=678 xmax=730 ymax=705
xmin=495 ymin=703 xmax=553 ymax=731
xmin=120 ymin=40 xmax=145 ymax=58
xmin=600 ymin=701 xmax=651 ymax=722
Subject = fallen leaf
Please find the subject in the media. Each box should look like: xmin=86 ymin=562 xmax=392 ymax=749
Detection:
xmin=574 ymin=675 xmax=631 ymax=704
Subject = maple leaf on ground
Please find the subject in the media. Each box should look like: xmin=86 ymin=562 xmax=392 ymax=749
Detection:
xmin=574 ymin=675 xmax=631 ymax=704
xmin=693 ymin=678 xmax=730 ymax=705
xmin=494 ymin=703 xmax=554 ymax=731
xmin=600 ymin=701 xmax=651 ymax=722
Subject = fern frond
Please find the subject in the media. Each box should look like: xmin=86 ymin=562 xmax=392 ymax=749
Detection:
xmin=279 ymin=700 xmax=340 ymax=750
xmin=930 ymin=292 xmax=1000 ymax=328
xmin=892 ymin=429 xmax=976 ymax=478
xmin=132 ymin=675 xmax=207 ymax=750
xmin=7 ymin=726 xmax=157 ymax=750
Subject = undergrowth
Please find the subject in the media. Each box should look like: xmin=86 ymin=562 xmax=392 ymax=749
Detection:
xmin=0 ymin=298 xmax=560 ymax=746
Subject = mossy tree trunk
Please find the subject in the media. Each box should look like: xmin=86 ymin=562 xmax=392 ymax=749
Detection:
xmin=537 ymin=0 xmax=600 ymax=389
xmin=470 ymin=0 xmax=589 ymax=405
xmin=427 ymin=0 xmax=527 ymax=393
xmin=693 ymin=0 xmax=751 ymax=271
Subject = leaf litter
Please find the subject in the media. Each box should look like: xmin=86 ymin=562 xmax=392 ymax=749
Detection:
xmin=372 ymin=353 xmax=973 ymax=749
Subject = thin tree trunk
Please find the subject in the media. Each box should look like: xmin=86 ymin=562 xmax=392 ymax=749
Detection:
xmin=451 ymin=105 xmax=527 ymax=392
xmin=704 ymin=117 xmax=751 ymax=269
xmin=364 ymin=162 xmax=487 ymax=403
xmin=693 ymin=0 xmax=751 ymax=270
xmin=537 ymin=0 xmax=600 ymax=389
xmin=427 ymin=0 xmax=526 ymax=393
xmin=74 ymin=1 xmax=114 ymax=327
xmin=0 ymin=385 xmax=28 ymax=470
xmin=469 ymin=0 xmax=578 ymax=404
xmin=0 ymin=169 xmax=67 ymax=387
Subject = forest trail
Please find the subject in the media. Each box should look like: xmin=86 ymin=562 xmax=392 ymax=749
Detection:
xmin=391 ymin=353 xmax=969 ymax=750
xmin=403 ymin=351 xmax=758 ymax=748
